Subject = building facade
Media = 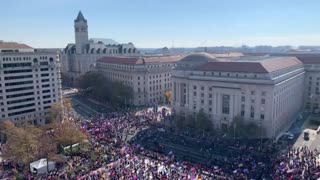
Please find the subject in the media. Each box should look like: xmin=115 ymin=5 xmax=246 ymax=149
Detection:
xmin=96 ymin=56 xmax=182 ymax=106
xmin=60 ymin=11 xmax=139 ymax=83
xmin=0 ymin=42 xmax=62 ymax=125
xmin=172 ymin=53 xmax=305 ymax=138
xmin=296 ymin=55 xmax=320 ymax=112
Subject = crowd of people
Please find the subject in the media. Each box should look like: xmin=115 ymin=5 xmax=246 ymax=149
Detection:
xmin=1 ymin=106 xmax=320 ymax=179
xmin=272 ymin=146 xmax=320 ymax=179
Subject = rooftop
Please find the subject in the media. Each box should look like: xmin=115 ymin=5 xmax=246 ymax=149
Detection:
xmin=0 ymin=42 xmax=33 ymax=50
xmin=97 ymin=55 xmax=183 ymax=65
xmin=195 ymin=56 xmax=302 ymax=73
xmin=297 ymin=57 xmax=320 ymax=64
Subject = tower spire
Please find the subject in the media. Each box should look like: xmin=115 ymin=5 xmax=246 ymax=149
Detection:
xmin=75 ymin=11 xmax=87 ymax=23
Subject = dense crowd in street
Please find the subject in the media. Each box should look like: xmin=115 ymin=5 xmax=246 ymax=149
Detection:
xmin=1 ymin=107 xmax=320 ymax=179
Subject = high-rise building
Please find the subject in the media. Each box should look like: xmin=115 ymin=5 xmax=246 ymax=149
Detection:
xmin=0 ymin=41 xmax=62 ymax=125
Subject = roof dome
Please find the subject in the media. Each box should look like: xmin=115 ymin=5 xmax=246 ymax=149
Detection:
xmin=179 ymin=52 xmax=220 ymax=63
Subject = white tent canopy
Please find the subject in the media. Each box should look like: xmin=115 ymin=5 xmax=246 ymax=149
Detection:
xmin=30 ymin=158 xmax=56 ymax=175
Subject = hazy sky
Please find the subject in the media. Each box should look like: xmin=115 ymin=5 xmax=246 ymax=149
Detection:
xmin=1 ymin=0 xmax=320 ymax=48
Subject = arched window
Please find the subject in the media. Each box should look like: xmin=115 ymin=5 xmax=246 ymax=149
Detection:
xmin=96 ymin=48 xmax=101 ymax=54
xmin=123 ymin=48 xmax=127 ymax=54
xmin=90 ymin=49 xmax=94 ymax=54
xmin=133 ymin=48 xmax=136 ymax=53
xmin=49 ymin=58 xmax=54 ymax=63
xmin=33 ymin=58 xmax=38 ymax=63
xmin=103 ymin=48 xmax=107 ymax=54
xmin=128 ymin=48 xmax=131 ymax=53
xmin=109 ymin=49 xmax=112 ymax=54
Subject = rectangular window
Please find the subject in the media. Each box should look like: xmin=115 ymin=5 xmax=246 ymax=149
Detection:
xmin=209 ymin=94 xmax=212 ymax=98
xmin=201 ymin=93 xmax=204 ymax=97
xmin=241 ymin=96 xmax=245 ymax=102
xmin=222 ymin=95 xmax=230 ymax=114
xmin=193 ymin=92 xmax=197 ymax=96
xmin=260 ymin=114 xmax=265 ymax=120
xmin=208 ymin=100 xmax=212 ymax=105
xmin=193 ymin=86 xmax=197 ymax=90
xmin=251 ymin=91 xmax=255 ymax=95
xmin=250 ymin=112 xmax=254 ymax=118
xmin=261 ymin=98 xmax=266 ymax=104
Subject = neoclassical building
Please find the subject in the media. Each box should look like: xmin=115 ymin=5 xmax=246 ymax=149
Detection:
xmin=96 ymin=55 xmax=182 ymax=106
xmin=60 ymin=11 xmax=139 ymax=83
xmin=172 ymin=53 xmax=305 ymax=138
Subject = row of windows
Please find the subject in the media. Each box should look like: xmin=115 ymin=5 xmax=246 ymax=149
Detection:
xmin=8 ymin=103 xmax=35 ymax=110
xmin=241 ymin=96 xmax=266 ymax=104
xmin=6 ymin=86 xmax=34 ymax=93
xmin=8 ymin=108 xmax=36 ymax=117
xmin=7 ymin=92 xmax=34 ymax=99
xmin=42 ymin=84 xmax=50 ymax=88
xmin=2 ymin=57 xmax=31 ymax=61
xmin=4 ymin=75 xmax=33 ymax=80
xmin=41 ymin=68 xmax=49 ymax=71
xmin=42 ymin=90 xmax=50 ymax=93
xmin=7 ymin=97 xmax=35 ymax=105
xmin=5 ymin=80 xmax=33 ymax=86
xmin=41 ymin=73 xmax=49 ymax=77
xmin=4 ymin=69 xmax=32 ymax=74
xmin=198 ymin=71 xmax=261 ymax=79
xmin=3 ymin=62 xmax=32 ymax=68
xmin=43 ymin=100 xmax=51 ymax=104
xmin=147 ymin=64 xmax=174 ymax=69
xmin=43 ymin=106 xmax=51 ymax=109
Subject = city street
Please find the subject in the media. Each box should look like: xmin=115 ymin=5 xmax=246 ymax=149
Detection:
xmin=293 ymin=116 xmax=320 ymax=150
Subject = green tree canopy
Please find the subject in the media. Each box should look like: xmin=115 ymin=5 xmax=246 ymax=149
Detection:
xmin=76 ymin=71 xmax=133 ymax=107
xmin=196 ymin=109 xmax=213 ymax=132
xmin=229 ymin=116 xmax=265 ymax=138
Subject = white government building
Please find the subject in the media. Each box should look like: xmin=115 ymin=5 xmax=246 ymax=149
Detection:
xmin=60 ymin=11 xmax=139 ymax=84
xmin=171 ymin=53 xmax=307 ymax=138
xmin=96 ymin=55 xmax=181 ymax=106
xmin=0 ymin=41 xmax=62 ymax=125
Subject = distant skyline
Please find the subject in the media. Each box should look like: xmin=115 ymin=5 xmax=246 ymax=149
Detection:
xmin=1 ymin=0 xmax=320 ymax=48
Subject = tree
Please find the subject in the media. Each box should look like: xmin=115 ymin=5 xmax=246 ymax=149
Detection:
xmin=76 ymin=71 xmax=133 ymax=107
xmin=175 ymin=115 xmax=185 ymax=130
xmin=165 ymin=90 xmax=173 ymax=104
xmin=52 ymin=121 xmax=87 ymax=156
xmin=47 ymin=103 xmax=63 ymax=124
xmin=62 ymin=97 xmax=72 ymax=118
xmin=196 ymin=109 xmax=213 ymax=132
xmin=60 ymin=72 xmax=72 ymax=86
xmin=229 ymin=116 xmax=264 ymax=138
xmin=1 ymin=121 xmax=42 ymax=165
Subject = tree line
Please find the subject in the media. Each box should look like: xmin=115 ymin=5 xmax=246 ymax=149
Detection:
xmin=76 ymin=71 xmax=133 ymax=107
xmin=0 ymin=98 xmax=87 ymax=175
